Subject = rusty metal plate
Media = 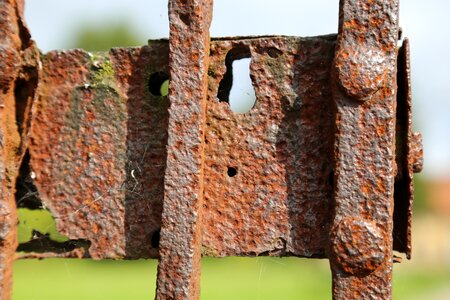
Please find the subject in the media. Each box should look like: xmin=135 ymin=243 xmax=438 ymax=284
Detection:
xmin=0 ymin=0 xmax=424 ymax=299
xmin=29 ymin=45 xmax=170 ymax=259
xmin=393 ymin=38 xmax=423 ymax=259
xmin=26 ymin=35 xmax=336 ymax=259
xmin=203 ymin=36 xmax=335 ymax=257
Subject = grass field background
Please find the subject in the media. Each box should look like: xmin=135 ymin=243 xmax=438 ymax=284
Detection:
xmin=13 ymin=207 xmax=450 ymax=299
xmin=13 ymin=255 xmax=450 ymax=300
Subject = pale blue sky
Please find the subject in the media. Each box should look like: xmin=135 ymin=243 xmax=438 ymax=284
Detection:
xmin=24 ymin=0 xmax=450 ymax=179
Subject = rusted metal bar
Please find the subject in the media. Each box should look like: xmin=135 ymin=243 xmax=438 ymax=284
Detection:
xmin=155 ymin=0 xmax=213 ymax=299
xmin=393 ymin=38 xmax=423 ymax=259
xmin=0 ymin=0 xmax=423 ymax=299
xmin=330 ymin=0 xmax=400 ymax=298
xmin=17 ymin=35 xmax=420 ymax=299
xmin=0 ymin=0 xmax=38 ymax=298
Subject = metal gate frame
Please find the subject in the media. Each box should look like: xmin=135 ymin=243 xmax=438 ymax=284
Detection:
xmin=0 ymin=0 xmax=422 ymax=299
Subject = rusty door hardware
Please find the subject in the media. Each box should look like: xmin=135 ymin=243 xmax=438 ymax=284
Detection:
xmin=0 ymin=0 xmax=423 ymax=299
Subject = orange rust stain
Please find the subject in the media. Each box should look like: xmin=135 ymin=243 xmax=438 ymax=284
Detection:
xmin=93 ymin=223 xmax=99 ymax=234
xmin=92 ymin=202 xmax=102 ymax=213
xmin=343 ymin=19 xmax=367 ymax=34
xmin=361 ymin=184 xmax=371 ymax=195
xmin=376 ymin=125 xmax=386 ymax=136
xmin=174 ymin=140 xmax=184 ymax=150
xmin=339 ymin=50 xmax=349 ymax=60
xmin=377 ymin=178 xmax=386 ymax=193
xmin=191 ymin=51 xmax=199 ymax=61
xmin=85 ymin=198 xmax=102 ymax=212
xmin=173 ymin=121 xmax=183 ymax=132
xmin=357 ymin=35 xmax=365 ymax=44
xmin=85 ymin=110 xmax=95 ymax=123
xmin=370 ymin=17 xmax=384 ymax=28
xmin=344 ymin=19 xmax=359 ymax=29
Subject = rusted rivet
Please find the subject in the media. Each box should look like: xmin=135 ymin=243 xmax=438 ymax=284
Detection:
xmin=410 ymin=132 xmax=423 ymax=173
xmin=330 ymin=217 xmax=387 ymax=275
xmin=334 ymin=47 xmax=388 ymax=101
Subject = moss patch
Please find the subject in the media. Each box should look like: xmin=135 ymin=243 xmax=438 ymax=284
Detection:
xmin=88 ymin=53 xmax=115 ymax=87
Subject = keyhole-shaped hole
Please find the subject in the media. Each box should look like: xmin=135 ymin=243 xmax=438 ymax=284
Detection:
xmin=229 ymin=58 xmax=256 ymax=113
xmin=217 ymin=46 xmax=256 ymax=113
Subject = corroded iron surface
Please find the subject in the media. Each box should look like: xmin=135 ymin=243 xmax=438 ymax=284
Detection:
xmin=334 ymin=0 xmax=399 ymax=101
xmin=0 ymin=0 xmax=38 ymax=298
xmin=393 ymin=38 xmax=423 ymax=259
xmin=24 ymin=35 xmax=338 ymax=260
xmin=330 ymin=0 xmax=400 ymax=299
xmin=1 ymin=1 xmax=424 ymax=299
xmin=21 ymin=39 xmax=419 ymax=263
xmin=203 ymin=36 xmax=335 ymax=257
xmin=156 ymin=0 xmax=213 ymax=299
xmin=29 ymin=45 xmax=170 ymax=259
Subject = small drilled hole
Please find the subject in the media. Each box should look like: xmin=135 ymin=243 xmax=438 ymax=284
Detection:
xmin=151 ymin=229 xmax=160 ymax=248
xmin=148 ymin=72 xmax=169 ymax=96
xmin=227 ymin=167 xmax=237 ymax=177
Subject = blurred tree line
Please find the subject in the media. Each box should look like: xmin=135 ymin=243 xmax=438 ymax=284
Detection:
xmin=69 ymin=21 xmax=142 ymax=51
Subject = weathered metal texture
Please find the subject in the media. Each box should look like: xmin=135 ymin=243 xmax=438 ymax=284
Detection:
xmin=20 ymin=37 xmax=418 ymax=263
xmin=0 ymin=0 xmax=424 ymax=299
xmin=24 ymin=35 xmax=338 ymax=260
xmin=203 ymin=36 xmax=335 ymax=257
xmin=330 ymin=0 xmax=400 ymax=299
xmin=155 ymin=0 xmax=213 ymax=298
xmin=29 ymin=45 xmax=170 ymax=259
xmin=0 ymin=0 xmax=38 ymax=298
xmin=16 ymin=36 xmax=421 ymax=299
xmin=393 ymin=38 xmax=423 ymax=259
xmin=334 ymin=0 xmax=399 ymax=101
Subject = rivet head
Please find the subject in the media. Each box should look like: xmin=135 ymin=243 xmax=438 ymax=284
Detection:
xmin=330 ymin=218 xmax=387 ymax=275
xmin=334 ymin=46 xmax=387 ymax=101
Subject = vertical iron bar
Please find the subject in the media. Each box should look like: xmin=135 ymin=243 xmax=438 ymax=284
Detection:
xmin=0 ymin=0 xmax=29 ymax=298
xmin=330 ymin=0 xmax=400 ymax=299
xmin=155 ymin=0 xmax=213 ymax=299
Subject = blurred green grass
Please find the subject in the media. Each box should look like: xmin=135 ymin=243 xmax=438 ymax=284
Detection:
xmin=13 ymin=257 xmax=450 ymax=300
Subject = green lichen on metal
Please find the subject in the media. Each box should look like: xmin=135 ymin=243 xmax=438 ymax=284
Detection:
xmin=88 ymin=52 xmax=115 ymax=87
xmin=65 ymin=51 xmax=124 ymax=131
xmin=65 ymin=85 xmax=126 ymax=146
xmin=265 ymin=55 xmax=286 ymax=84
